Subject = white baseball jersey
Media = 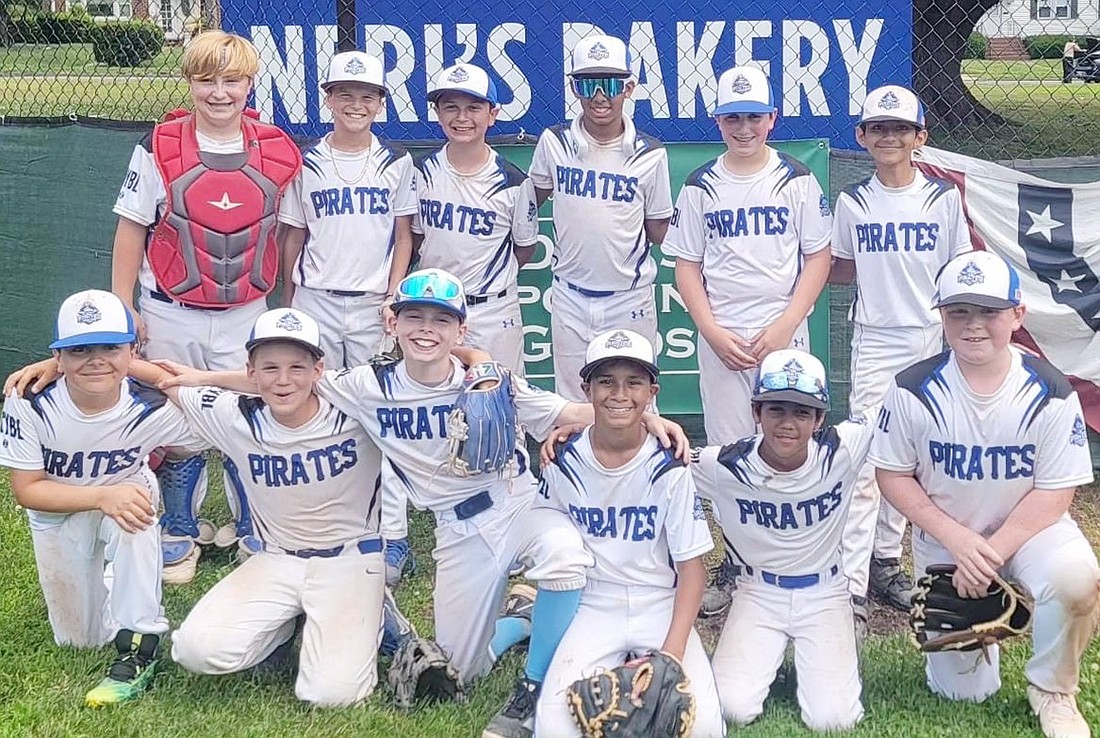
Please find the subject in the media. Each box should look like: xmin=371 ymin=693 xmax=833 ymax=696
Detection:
xmin=870 ymin=349 xmax=1094 ymax=535
xmin=536 ymin=430 xmax=712 ymax=588
xmin=663 ymin=148 xmax=832 ymax=329
xmin=315 ymin=358 xmax=568 ymax=511
xmin=278 ymin=135 xmax=417 ymax=295
xmin=114 ymin=132 xmax=245 ymax=293
xmin=529 ymin=117 xmax=673 ymax=292
xmin=833 ymin=172 xmax=972 ymax=328
xmin=411 ymin=145 xmax=539 ymax=298
xmin=692 ymin=411 xmax=876 ymax=574
xmin=0 ymin=378 xmax=206 ymax=530
xmin=173 ymin=387 xmax=383 ymax=551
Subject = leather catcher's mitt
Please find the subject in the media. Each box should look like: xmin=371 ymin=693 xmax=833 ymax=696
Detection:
xmin=386 ymin=637 xmax=464 ymax=709
xmin=566 ymin=650 xmax=696 ymax=738
xmin=910 ymin=564 xmax=1033 ymax=655
xmin=446 ymin=362 xmax=517 ymax=476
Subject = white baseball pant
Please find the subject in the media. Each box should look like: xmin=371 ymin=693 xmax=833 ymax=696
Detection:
xmin=842 ymin=323 xmax=942 ymax=598
xmin=549 ymin=280 xmax=659 ymax=402
xmin=712 ymin=571 xmax=863 ymax=731
xmin=535 ymin=580 xmax=725 ymax=738
xmin=464 ymin=291 xmax=526 ymax=376
xmin=171 ymin=544 xmax=386 ymax=707
xmin=290 ymin=287 xmax=387 ymax=369
xmin=431 ymin=492 xmax=592 ymax=683
xmin=696 ymin=320 xmax=810 ymax=445
xmin=913 ymin=517 xmax=1100 ymax=701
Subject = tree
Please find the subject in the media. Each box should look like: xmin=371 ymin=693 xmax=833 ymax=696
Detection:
xmin=913 ymin=0 xmax=1006 ymax=126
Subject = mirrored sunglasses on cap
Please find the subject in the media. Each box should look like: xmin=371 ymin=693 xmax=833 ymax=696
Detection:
xmin=394 ymin=270 xmax=466 ymax=315
xmin=754 ymin=369 xmax=829 ymax=407
xmin=571 ymin=77 xmax=628 ymax=99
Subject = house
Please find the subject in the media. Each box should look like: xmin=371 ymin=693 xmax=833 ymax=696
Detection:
xmin=46 ymin=0 xmax=211 ymax=43
xmin=976 ymin=0 xmax=1100 ymax=58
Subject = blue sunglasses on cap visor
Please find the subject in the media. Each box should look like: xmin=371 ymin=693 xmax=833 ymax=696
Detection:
xmin=394 ymin=270 xmax=466 ymax=316
xmin=571 ymin=77 xmax=628 ymax=99
xmin=754 ymin=369 xmax=829 ymax=405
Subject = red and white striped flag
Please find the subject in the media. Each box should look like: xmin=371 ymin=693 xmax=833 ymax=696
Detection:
xmin=914 ymin=146 xmax=1100 ymax=431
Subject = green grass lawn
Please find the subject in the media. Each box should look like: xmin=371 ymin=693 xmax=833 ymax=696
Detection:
xmin=961 ymin=59 xmax=1062 ymax=81
xmin=3 ymin=467 xmax=1100 ymax=737
xmin=0 ymin=42 xmax=183 ymax=76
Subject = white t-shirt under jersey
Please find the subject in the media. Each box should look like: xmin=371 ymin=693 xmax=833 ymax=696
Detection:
xmin=663 ymin=148 xmax=833 ymax=329
xmin=536 ymin=430 xmax=712 ymax=589
xmin=0 ymin=378 xmax=206 ymax=531
xmin=870 ymin=349 xmax=1094 ymax=536
xmin=691 ymin=410 xmax=876 ymax=575
xmin=174 ymin=387 xmax=383 ymax=551
xmin=412 ymin=145 xmax=539 ymax=298
xmin=832 ymin=172 xmax=972 ymax=328
xmin=315 ymin=357 xmax=568 ymax=512
xmin=278 ymin=135 xmax=418 ymax=295
xmin=529 ymin=117 xmax=673 ymax=292
xmin=113 ymin=131 xmax=245 ymax=293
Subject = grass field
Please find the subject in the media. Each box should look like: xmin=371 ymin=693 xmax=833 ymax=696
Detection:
xmin=3 ymin=464 xmax=1100 ymax=737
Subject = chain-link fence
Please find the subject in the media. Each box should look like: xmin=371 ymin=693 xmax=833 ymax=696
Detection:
xmin=3 ymin=0 xmax=1100 ymax=158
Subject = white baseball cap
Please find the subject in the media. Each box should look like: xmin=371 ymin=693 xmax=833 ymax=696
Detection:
xmin=50 ymin=290 xmax=137 ymax=350
xmin=713 ymin=66 xmax=775 ymax=116
xmin=569 ymin=35 xmax=632 ymax=78
xmin=580 ymin=329 xmax=659 ymax=381
xmin=752 ymin=349 xmax=830 ymax=410
xmin=246 ymin=308 xmax=324 ymax=358
xmin=932 ymin=250 xmax=1022 ymax=310
xmin=321 ymin=51 xmax=386 ymax=93
xmin=860 ymin=85 xmax=925 ymax=127
xmin=427 ymin=63 xmax=499 ymax=106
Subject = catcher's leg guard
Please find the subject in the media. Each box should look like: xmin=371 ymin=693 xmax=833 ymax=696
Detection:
xmin=380 ymin=587 xmax=418 ymax=659
xmin=215 ymin=458 xmax=260 ymax=556
xmin=158 ymin=455 xmax=207 ymax=539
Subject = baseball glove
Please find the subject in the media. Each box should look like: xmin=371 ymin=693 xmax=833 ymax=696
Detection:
xmin=566 ymin=651 xmax=696 ymax=738
xmin=446 ymin=362 xmax=518 ymax=477
xmin=910 ymin=564 xmax=1033 ymax=655
xmin=386 ymin=636 xmax=465 ymax=709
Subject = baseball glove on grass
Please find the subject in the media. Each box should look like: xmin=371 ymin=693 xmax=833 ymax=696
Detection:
xmin=566 ymin=651 xmax=696 ymax=738
xmin=446 ymin=362 xmax=517 ymax=476
xmin=387 ymin=637 xmax=464 ymax=709
xmin=910 ymin=564 xmax=1033 ymax=656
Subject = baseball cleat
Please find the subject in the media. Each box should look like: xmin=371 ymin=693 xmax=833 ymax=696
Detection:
xmin=1028 ymin=685 xmax=1091 ymax=738
xmin=851 ymin=595 xmax=869 ymax=650
xmin=501 ymin=583 xmax=537 ymax=622
xmin=699 ymin=559 xmax=739 ymax=617
xmin=213 ymin=522 xmax=240 ymax=549
xmin=85 ymin=630 xmax=159 ymax=707
xmin=869 ymin=557 xmax=915 ymax=612
xmin=385 ymin=537 xmax=417 ymax=588
xmin=482 ymin=676 xmax=540 ymax=738
xmin=161 ymin=536 xmax=201 ymax=585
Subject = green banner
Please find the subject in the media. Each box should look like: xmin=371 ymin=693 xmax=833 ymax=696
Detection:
xmin=507 ymin=139 xmax=831 ymax=414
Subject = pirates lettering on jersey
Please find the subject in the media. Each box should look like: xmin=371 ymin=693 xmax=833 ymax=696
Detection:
xmin=554 ymin=166 xmax=639 ymax=203
xmin=376 ymin=404 xmax=452 ymax=439
xmin=704 ymin=206 xmax=790 ymax=238
xmin=928 ymin=441 xmax=1035 ymax=481
xmin=309 ymin=186 xmax=391 ymax=218
xmin=246 ymin=439 xmax=359 ymax=488
xmin=734 ymin=481 xmax=844 ymax=530
xmin=855 ymin=222 xmax=940 ymax=253
xmin=567 ymin=503 xmax=658 ymax=541
xmin=40 ymin=445 xmax=143 ymax=478
xmin=417 ymin=200 xmax=496 ymax=236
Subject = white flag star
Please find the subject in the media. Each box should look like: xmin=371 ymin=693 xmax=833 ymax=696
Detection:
xmin=1053 ymin=270 xmax=1086 ymax=293
xmin=1025 ymin=205 xmax=1064 ymax=242
xmin=208 ymin=192 xmax=243 ymax=211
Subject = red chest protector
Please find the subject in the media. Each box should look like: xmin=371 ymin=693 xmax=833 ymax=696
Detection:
xmin=148 ymin=109 xmax=302 ymax=307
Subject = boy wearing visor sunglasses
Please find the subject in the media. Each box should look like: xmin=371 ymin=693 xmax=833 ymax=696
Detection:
xmin=529 ymin=34 xmax=674 ymax=403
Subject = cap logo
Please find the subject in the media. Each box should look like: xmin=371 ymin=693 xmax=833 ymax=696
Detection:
xmin=447 ymin=66 xmax=469 ymax=83
xmin=275 ymin=311 xmax=303 ymax=332
xmin=957 ymin=261 xmax=985 ymax=286
xmin=587 ymin=42 xmax=610 ymax=61
xmin=604 ymin=331 xmax=632 ymax=350
xmin=878 ymin=91 xmax=901 ymax=110
xmin=343 ymin=57 xmax=366 ymax=75
xmin=782 ymin=358 xmax=804 ymax=385
xmin=731 ymin=74 xmax=752 ymax=95
xmin=76 ymin=301 xmax=102 ymax=325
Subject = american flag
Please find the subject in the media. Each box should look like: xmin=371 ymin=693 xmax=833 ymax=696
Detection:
xmin=914 ymin=147 xmax=1100 ymax=431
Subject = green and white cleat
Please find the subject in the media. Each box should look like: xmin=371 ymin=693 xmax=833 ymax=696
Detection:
xmin=85 ymin=630 xmax=160 ymax=708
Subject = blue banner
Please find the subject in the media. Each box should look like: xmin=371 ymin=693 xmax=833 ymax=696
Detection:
xmin=223 ymin=3 xmax=910 ymax=148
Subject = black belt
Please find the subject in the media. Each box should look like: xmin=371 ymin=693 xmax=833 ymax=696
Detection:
xmin=281 ymin=537 xmax=383 ymax=559
xmin=466 ymin=288 xmax=508 ymax=306
xmin=454 ymin=490 xmax=494 ymax=520
xmin=553 ymin=276 xmax=616 ymax=298
xmin=148 ymin=289 xmax=230 ymax=312
xmin=326 ymin=289 xmax=368 ymax=297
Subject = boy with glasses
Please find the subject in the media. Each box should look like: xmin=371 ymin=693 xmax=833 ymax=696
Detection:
xmin=529 ymin=34 xmax=673 ymax=402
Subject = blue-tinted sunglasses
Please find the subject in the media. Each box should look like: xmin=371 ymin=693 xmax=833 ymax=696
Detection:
xmin=755 ymin=369 xmax=829 ymax=406
xmin=571 ymin=77 xmax=628 ymax=100
xmin=394 ymin=270 xmax=466 ymax=317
